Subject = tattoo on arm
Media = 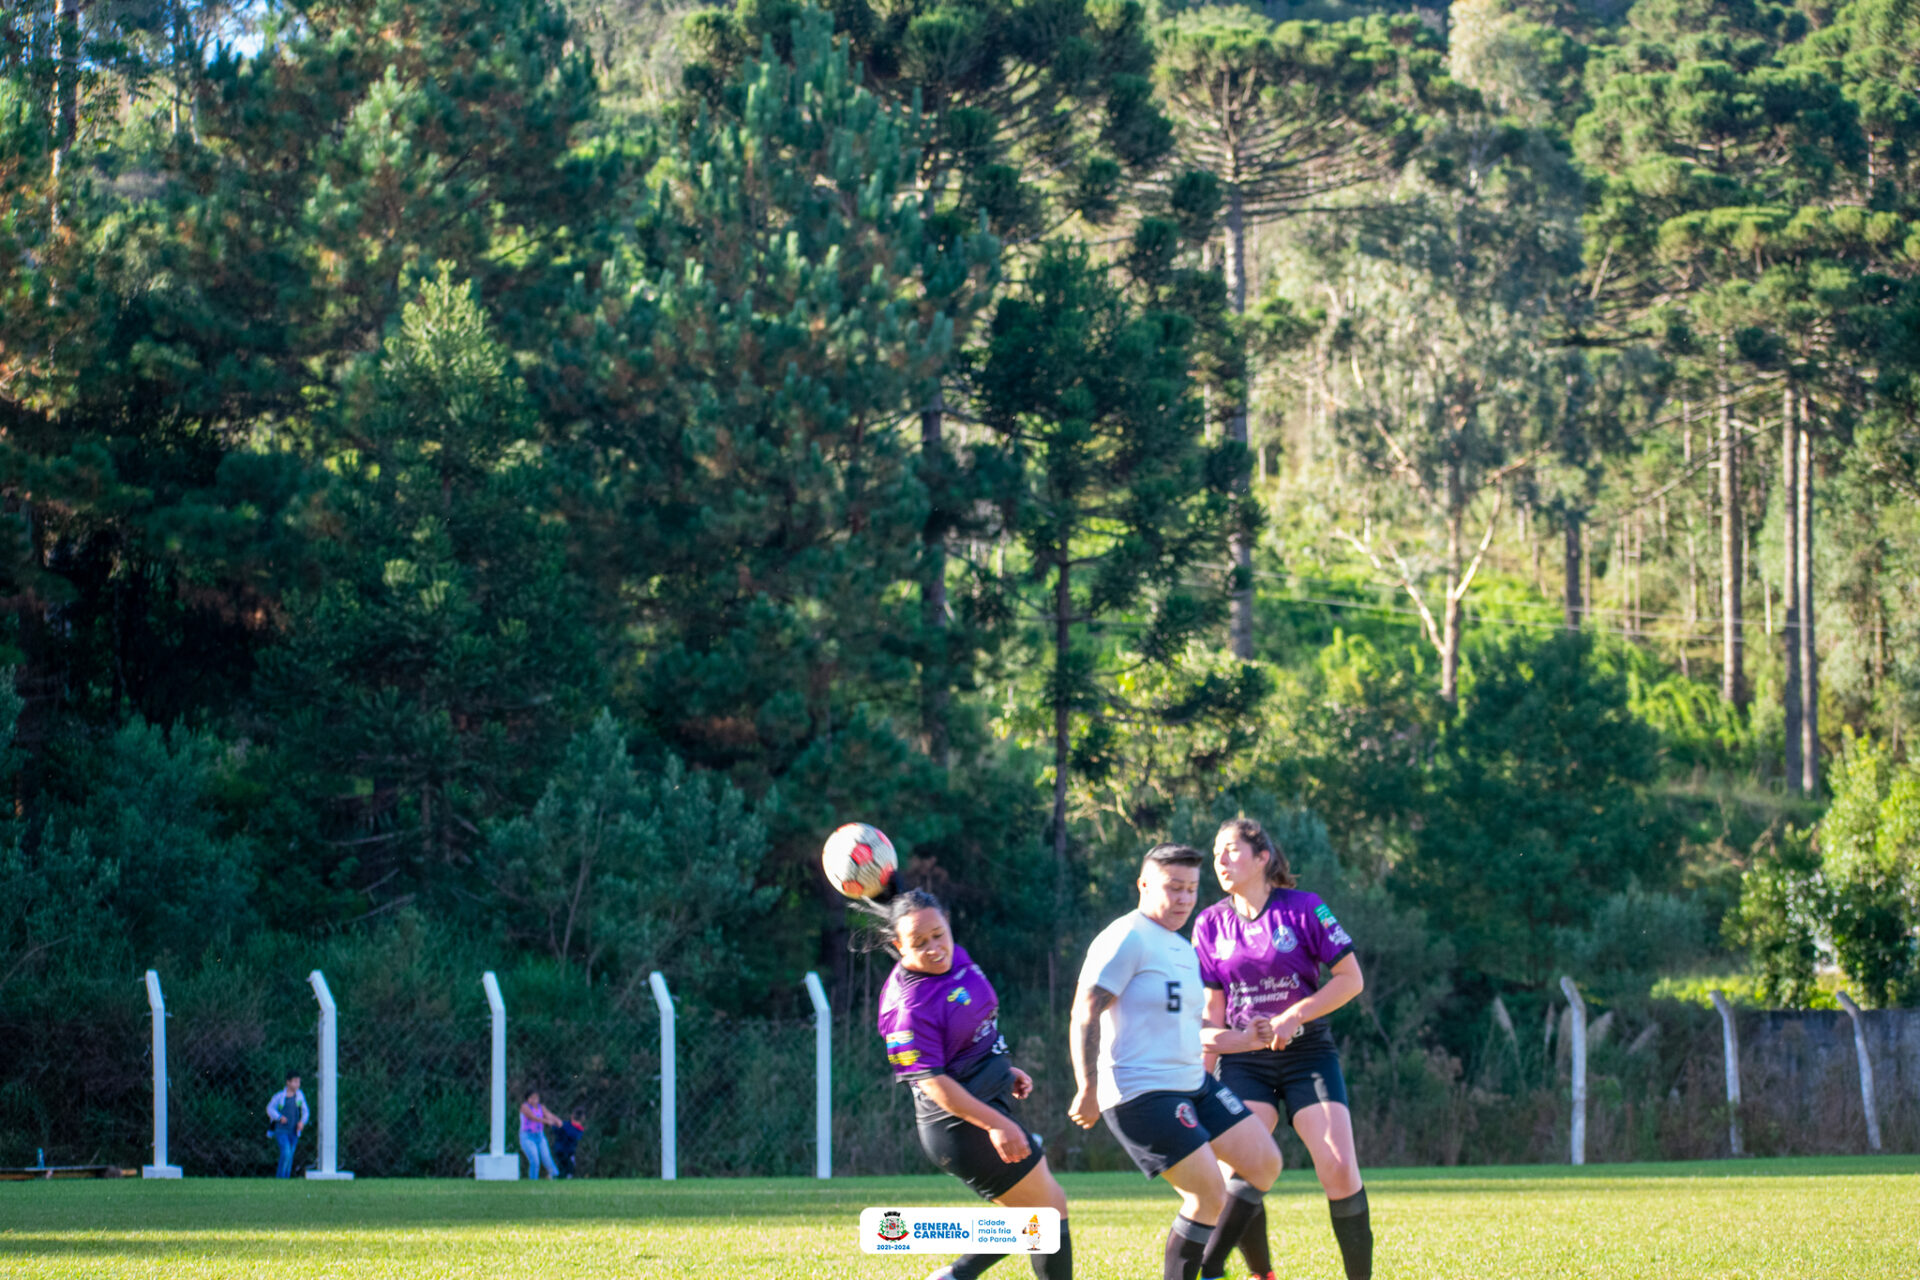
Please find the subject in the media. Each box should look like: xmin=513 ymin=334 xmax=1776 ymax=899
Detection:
xmin=1073 ymin=986 xmax=1116 ymax=1087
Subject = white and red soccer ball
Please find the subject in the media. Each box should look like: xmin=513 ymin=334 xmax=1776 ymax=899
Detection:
xmin=822 ymin=822 xmax=898 ymax=899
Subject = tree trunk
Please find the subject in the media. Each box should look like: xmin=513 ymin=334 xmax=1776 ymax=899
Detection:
xmin=1224 ymin=182 xmax=1253 ymax=660
xmin=920 ymin=394 xmax=951 ymax=767
xmin=1050 ymin=553 xmax=1072 ymax=880
xmin=1798 ymin=408 xmax=1818 ymax=793
xmin=1718 ymin=357 xmax=1747 ymax=709
xmin=1563 ymin=513 xmax=1583 ymax=630
xmin=51 ymin=0 xmax=82 ymax=229
xmin=1781 ymin=385 xmax=1802 ymax=791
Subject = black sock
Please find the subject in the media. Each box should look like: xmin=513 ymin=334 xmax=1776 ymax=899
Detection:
xmin=1164 ymin=1214 xmax=1213 ymax=1280
xmin=1028 ymin=1219 xmax=1071 ymax=1280
xmin=1238 ymin=1199 xmax=1272 ymax=1277
xmin=953 ymin=1253 xmax=1003 ymax=1280
xmin=1328 ymin=1188 xmax=1372 ymax=1280
xmin=1198 ymin=1178 xmax=1264 ymax=1278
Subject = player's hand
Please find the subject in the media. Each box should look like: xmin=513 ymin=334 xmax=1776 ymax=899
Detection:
xmin=1009 ymin=1067 xmax=1033 ymax=1100
xmin=988 ymin=1122 xmax=1031 ymax=1164
xmin=1247 ymin=1016 xmax=1274 ymax=1050
xmin=1068 ymin=1085 xmax=1100 ymax=1130
xmin=1268 ymin=1012 xmax=1303 ymax=1050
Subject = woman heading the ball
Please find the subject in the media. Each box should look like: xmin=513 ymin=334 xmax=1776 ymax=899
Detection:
xmin=869 ymin=887 xmax=1073 ymax=1280
xmin=1192 ymin=818 xmax=1372 ymax=1280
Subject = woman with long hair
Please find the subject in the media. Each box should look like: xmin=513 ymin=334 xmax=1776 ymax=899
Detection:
xmin=1191 ymin=818 xmax=1372 ymax=1280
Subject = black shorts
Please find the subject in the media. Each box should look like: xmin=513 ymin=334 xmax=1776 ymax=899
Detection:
xmin=1216 ymin=1038 xmax=1349 ymax=1125
xmin=1101 ymin=1073 xmax=1252 ymax=1178
xmin=916 ymin=1095 xmax=1044 ymax=1200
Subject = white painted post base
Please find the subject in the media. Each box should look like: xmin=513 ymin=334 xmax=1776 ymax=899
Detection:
xmin=141 ymin=1164 xmax=183 ymax=1179
xmin=473 ymin=1154 xmax=520 ymax=1180
xmin=304 ymin=1170 xmax=356 ymax=1181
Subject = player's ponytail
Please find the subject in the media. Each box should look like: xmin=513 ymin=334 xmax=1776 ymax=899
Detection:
xmin=849 ymin=884 xmax=947 ymax=958
xmin=1218 ymin=817 xmax=1296 ymax=889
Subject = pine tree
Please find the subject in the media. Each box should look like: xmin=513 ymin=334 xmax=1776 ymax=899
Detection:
xmin=543 ymin=13 xmax=995 ymax=830
xmin=974 ymin=239 xmax=1233 ymax=897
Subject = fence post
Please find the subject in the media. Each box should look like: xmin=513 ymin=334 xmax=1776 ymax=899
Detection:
xmin=650 ymin=971 xmax=676 ymax=1180
xmin=141 ymin=971 xmax=182 ymax=1178
xmin=1709 ymin=989 xmax=1744 ymax=1157
xmin=305 ymin=971 xmax=354 ymax=1180
xmin=1559 ymin=976 xmax=1585 ymax=1166
xmin=804 ymin=972 xmax=831 ymax=1179
xmin=475 ymin=972 xmax=519 ymax=1179
xmin=1834 ymin=991 xmax=1883 ymax=1153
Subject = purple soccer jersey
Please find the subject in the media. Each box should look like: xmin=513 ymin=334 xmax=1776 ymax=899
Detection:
xmin=1192 ymin=890 xmax=1355 ymax=1030
xmin=876 ymin=943 xmax=1008 ymax=1086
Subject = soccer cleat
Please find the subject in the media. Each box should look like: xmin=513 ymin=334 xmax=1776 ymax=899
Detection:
xmin=924 ymin=1269 xmax=957 ymax=1280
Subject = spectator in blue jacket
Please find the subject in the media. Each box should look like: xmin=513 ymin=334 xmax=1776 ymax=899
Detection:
xmin=551 ymin=1106 xmax=587 ymax=1178
xmin=266 ymin=1075 xmax=309 ymax=1178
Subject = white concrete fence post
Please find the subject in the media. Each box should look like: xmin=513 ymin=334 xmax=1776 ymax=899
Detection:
xmin=650 ymin=971 xmax=676 ymax=1180
xmin=1709 ymin=989 xmax=1744 ymax=1157
xmin=804 ymin=972 xmax=831 ymax=1179
xmin=1835 ymin=991 xmax=1883 ymax=1153
xmin=141 ymin=970 xmax=182 ymax=1178
xmin=305 ymin=970 xmax=354 ymax=1179
xmin=1559 ymin=976 xmax=1586 ymax=1167
xmin=474 ymin=972 xmax=519 ymax=1179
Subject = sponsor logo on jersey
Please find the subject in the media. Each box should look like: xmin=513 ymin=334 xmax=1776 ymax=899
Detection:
xmin=878 ymin=1211 xmax=910 ymax=1242
xmin=947 ymin=987 xmax=973 ymax=1005
xmin=1272 ymin=922 xmax=1299 ymax=953
xmin=1329 ymin=925 xmax=1353 ymax=947
xmin=1213 ymin=932 xmax=1235 ymax=960
xmin=886 ymin=1031 xmax=915 ymax=1048
xmin=971 ymin=1018 xmax=998 ymax=1044
xmin=1174 ymin=1102 xmax=1199 ymax=1129
xmin=888 ymin=1048 xmax=921 ymax=1068
xmin=1315 ymin=904 xmax=1339 ymax=927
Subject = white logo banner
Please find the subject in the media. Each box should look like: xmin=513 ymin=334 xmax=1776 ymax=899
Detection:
xmin=859 ymin=1207 xmax=1062 ymax=1254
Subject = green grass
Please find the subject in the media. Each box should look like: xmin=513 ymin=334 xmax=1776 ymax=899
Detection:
xmin=2 ymin=1158 xmax=1917 ymax=1278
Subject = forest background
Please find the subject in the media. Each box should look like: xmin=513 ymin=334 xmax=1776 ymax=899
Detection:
xmin=2 ymin=0 xmax=1918 ymax=1172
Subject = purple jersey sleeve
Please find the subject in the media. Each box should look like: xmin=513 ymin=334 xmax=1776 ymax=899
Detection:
xmin=1193 ymin=908 xmax=1225 ymax=989
xmin=1299 ymin=893 xmax=1355 ymax=967
xmin=878 ymin=975 xmax=946 ymax=1082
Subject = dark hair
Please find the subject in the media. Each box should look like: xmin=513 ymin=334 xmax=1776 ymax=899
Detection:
xmin=284 ymin=1073 xmax=300 ymax=1084
xmin=1216 ymin=817 xmax=1296 ymax=889
xmin=852 ymin=886 xmax=948 ymax=957
xmin=523 ymin=1087 xmax=540 ymax=1101
xmin=1141 ymin=842 xmax=1205 ymax=873
xmin=570 ymin=1106 xmax=586 ymax=1121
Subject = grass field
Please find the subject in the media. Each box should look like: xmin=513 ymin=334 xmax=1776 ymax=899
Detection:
xmin=2 ymin=1158 xmax=1916 ymax=1279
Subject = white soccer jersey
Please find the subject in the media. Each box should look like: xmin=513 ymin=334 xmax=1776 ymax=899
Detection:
xmin=1077 ymin=909 xmax=1205 ymax=1110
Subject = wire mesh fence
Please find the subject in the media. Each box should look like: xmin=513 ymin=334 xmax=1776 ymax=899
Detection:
xmin=8 ymin=967 xmax=1915 ymax=1176
xmin=107 ymin=972 xmax=922 ymax=1178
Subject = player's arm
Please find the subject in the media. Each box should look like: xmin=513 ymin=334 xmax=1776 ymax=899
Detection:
xmin=1199 ymin=986 xmax=1271 ymax=1057
xmin=1269 ymin=953 xmax=1364 ymax=1047
xmin=1067 ymin=984 xmax=1115 ymax=1129
xmin=915 ymin=1075 xmax=1032 ymax=1164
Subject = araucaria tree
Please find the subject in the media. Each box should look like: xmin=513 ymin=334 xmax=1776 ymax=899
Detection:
xmin=1154 ymin=7 xmax=1450 ymax=656
xmin=976 ymin=242 xmax=1235 ymax=884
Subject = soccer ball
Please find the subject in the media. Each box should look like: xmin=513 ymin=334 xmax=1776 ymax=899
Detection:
xmin=822 ymin=822 xmax=898 ymax=899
